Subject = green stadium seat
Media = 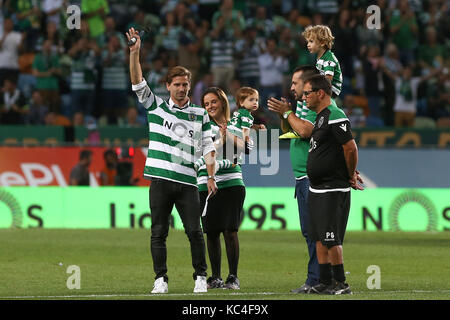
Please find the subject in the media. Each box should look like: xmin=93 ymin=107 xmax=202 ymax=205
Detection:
xmin=414 ymin=116 xmax=436 ymax=128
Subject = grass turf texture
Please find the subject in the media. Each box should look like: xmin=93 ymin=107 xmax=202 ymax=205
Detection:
xmin=0 ymin=229 xmax=449 ymax=300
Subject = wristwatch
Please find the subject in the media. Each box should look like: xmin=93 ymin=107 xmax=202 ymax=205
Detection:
xmin=207 ymin=175 xmax=216 ymax=181
xmin=283 ymin=110 xmax=293 ymax=119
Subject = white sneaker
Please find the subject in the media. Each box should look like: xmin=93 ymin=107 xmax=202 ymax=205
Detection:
xmin=151 ymin=277 xmax=168 ymax=294
xmin=193 ymin=276 xmax=207 ymax=293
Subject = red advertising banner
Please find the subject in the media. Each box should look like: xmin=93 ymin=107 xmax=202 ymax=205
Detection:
xmin=0 ymin=147 xmax=150 ymax=187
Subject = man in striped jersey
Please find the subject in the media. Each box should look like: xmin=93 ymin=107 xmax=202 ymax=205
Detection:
xmin=304 ymin=75 xmax=363 ymax=295
xmin=127 ymin=28 xmax=218 ymax=294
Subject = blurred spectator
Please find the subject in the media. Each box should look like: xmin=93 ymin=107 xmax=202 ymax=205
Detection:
xmin=101 ymin=34 xmax=128 ymax=123
xmin=362 ymin=45 xmax=384 ymax=125
xmin=98 ymin=16 xmax=127 ymax=49
xmin=36 ymin=21 xmax=64 ymax=54
xmin=174 ymin=1 xmax=190 ymax=27
xmin=198 ymin=0 xmax=221 ymax=23
xmin=389 ymin=0 xmax=418 ymax=66
xmin=235 ymin=25 xmax=263 ymax=88
xmin=292 ymin=34 xmax=315 ymax=71
xmin=44 ymin=111 xmax=71 ymax=126
xmin=17 ymin=40 xmax=36 ymax=99
xmin=147 ymin=56 xmax=169 ymax=102
xmin=86 ymin=117 xmax=101 ymax=145
xmin=210 ymin=14 xmax=235 ymax=92
xmin=285 ymin=9 xmax=304 ymax=38
xmin=0 ymin=78 xmax=28 ymax=124
xmin=227 ymin=77 xmax=240 ymax=113
xmin=193 ymin=72 xmax=213 ymax=106
xmin=211 ymin=0 xmax=245 ymax=38
xmin=26 ymin=90 xmax=48 ymax=125
xmin=178 ymin=17 xmax=204 ymax=85
xmin=42 ymin=0 xmax=64 ymax=28
xmin=383 ymin=65 xmax=441 ymax=127
xmin=426 ymin=69 xmax=450 ymax=121
xmin=81 ymin=0 xmax=110 ymax=40
xmin=418 ymin=0 xmax=442 ymax=28
xmin=68 ymin=21 xmax=100 ymax=117
xmin=356 ymin=9 xmax=384 ymax=48
xmin=126 ymin=11 xmax=147 ymax=34
xmin=331 ymin=9 xmax=358 ymax=87
xmin=72 ymin=111 xmax=85 ymax=126
xmin=418 ymin=26 xmax=446 ymax=73
xmin=9 ymin=0 xmax=41 ymax=49
xmin=69 ymin=149 xmax=93 ymax=186
xmin=307 ymin=0 xmax=339 ymax=24
xmin=100 ymin=149 xmax=118 ymax=186
xmin=278 ymin=26 xmax=297 ymax=96
xmin=120 ymin=106 xmax=143 ymax=128
xmin=382 ymin=43 xmax=403 ymax=126
xmin=32 ymin=39 xmax=61 ymax=113
xmin=0 ymin=18 xmax=23 ymax=86
xmin=342 ymin=94 xmax=366 ymax=128
xmin=246 ymin=5 xmax=275 ymax=39
xmin=257 ymin=38 xmax=289 ymax=122
xmin=155 ymin=11 xmax=181 ymax=58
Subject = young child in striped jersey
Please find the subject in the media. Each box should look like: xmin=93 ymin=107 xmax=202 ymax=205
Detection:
xmin=230 ymin=86 xmax=266 ymax=143
xmin=302 ymin=25 xmax=343 ymax=98
xmin=194 ymin=87 xmax=264 ymax=172
xmin=279 ymin=25 xmax=343 ymax=140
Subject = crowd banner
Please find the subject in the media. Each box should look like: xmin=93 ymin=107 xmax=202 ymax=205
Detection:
xmin=0 ymin=187 xmax=448 ymax=231
xmin=0 ymin=147 xmax=149 ymax=187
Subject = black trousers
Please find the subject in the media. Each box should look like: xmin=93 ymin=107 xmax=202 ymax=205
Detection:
xmin=149 ymin=178 xmax=207 ymax=282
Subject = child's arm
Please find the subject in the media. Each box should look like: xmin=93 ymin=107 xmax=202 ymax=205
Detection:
xmin=251 ymin=124 xmax=266 ymax=130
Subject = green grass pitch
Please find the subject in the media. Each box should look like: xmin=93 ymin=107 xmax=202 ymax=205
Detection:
xmin=0 ymin=229 xmax=449 ymax=300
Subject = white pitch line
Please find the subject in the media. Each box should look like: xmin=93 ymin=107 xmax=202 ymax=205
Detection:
xmin=2 ymin=290 xmax=449 ymax=299
xmin=1 ymin=292 xmax=278 ymax=299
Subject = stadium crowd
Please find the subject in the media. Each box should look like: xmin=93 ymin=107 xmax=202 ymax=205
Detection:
xmin=0 ymin=0 xmax=448 ymax=128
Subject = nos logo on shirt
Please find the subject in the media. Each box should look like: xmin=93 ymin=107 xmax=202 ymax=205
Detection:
xmin=164 ymin=120 xmax=194 ymax=138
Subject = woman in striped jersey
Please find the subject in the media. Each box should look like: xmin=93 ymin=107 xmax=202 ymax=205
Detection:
xmin=197 ymin=87 xmax=250 ymax=290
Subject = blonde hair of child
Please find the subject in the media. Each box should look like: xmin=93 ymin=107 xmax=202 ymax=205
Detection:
xmin=302 ymin=25 xmax=335 ymax=50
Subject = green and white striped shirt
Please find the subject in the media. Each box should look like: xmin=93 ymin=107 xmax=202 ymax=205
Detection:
xmin=316 ymin=50 xmax=343 ymax=97
xmin=197 ymin=120 xmax=245 ymax=192
xmin=133 ymin=79 xmax=215 ymax=187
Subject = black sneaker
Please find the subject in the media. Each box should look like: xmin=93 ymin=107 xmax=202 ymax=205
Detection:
xmin=291 ymin=283 xmax=312 ymax=294
xmin=308 ymin=283 xmax=335 ymax=295
xmin=334 ymin=281 xmax=352 ymax=295
xmin=224 ymin=274 xmax=240 ymax=290
xmin=207 ymin=277 xmax=224 ymax=289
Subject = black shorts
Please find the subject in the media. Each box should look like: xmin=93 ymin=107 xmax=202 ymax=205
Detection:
xmin=308 ymin=190 xmax=350 ymax=248
xmin=200 ymin=186 xmax=245 ymax=234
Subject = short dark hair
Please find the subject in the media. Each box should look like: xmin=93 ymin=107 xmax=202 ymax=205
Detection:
xmin=293 ymin=65 xmax=317 ymax=75
xmin=304 ymin=74 xmax=332 ymax=96
xmin=292 ymin=65 xmax=321 ymax=81
xmin=80 ymin=150 xmax=93 ymax=160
